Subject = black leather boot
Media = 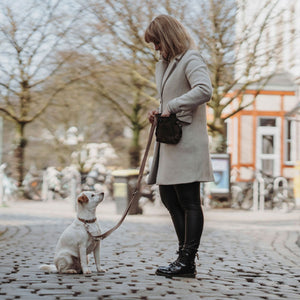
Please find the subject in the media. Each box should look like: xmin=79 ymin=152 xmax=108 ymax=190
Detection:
xmin=156 ymin=209 xmax=202 ymax=278
xmin=155 ymin=248 xmax=197 ymax=278
xmin=156 ymin=244 xmax=184 ymax=274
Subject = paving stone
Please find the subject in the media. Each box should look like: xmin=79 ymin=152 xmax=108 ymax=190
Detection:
xmin=1 ymin=202 xmax=300 ymax=299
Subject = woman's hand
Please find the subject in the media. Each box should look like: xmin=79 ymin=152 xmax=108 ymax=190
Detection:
xmin=148 ymin=109 xmax=159 ymax=124
xmin=161 ymin=108 xmax=170 ymax=117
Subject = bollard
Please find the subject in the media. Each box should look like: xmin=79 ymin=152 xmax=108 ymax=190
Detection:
xmin=253 ymin=180 xmax=258 ymax=211
xmin=258 ymin=175 xmax=265 ymax=212
xmin=253 ymin=174 xmax=265 ymax=211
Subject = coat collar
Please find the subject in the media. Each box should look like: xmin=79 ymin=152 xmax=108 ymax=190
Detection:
xmin=156 ymin=51 xmax=187 ymax=97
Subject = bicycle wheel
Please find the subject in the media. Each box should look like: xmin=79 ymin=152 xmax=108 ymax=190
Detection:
xmin=273 ymin=188 xmax=296 ymax=212
xmin=231 ymin=185 xmax=243 ymax=208
xmin=240 ymin=187 xmax=253 ymax=210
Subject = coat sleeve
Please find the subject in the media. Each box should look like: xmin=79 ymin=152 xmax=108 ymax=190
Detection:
xmin=167 ymin=51 xmax=212 ymax=114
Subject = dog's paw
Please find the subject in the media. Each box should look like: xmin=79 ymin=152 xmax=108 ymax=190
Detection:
xmin=64 ymin=269 xmax=77 ymax=274
xmin=83 ymin=269 xmax=92 ymax=274
xmin=97 ymin=268 xmax=106 ymax=273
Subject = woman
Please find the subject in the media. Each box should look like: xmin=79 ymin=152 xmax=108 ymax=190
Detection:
xmin=144 ymin=15 xmax=214 ymax=278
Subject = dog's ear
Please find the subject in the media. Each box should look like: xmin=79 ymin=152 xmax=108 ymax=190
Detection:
xmin=78 ymin=194 xmax=89 ymax=204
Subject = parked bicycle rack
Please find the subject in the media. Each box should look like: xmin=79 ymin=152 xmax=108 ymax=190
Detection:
xmin=253 ymin=174 xmax=265 ymax=211
xmin=273 ymin=177 xmax=288 ymax=198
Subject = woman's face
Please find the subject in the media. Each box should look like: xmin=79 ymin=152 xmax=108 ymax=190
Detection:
xmin=153 ymin=41 xmax=168 ymax=60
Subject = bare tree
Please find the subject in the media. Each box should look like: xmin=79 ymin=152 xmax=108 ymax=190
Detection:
xmin=2 ymin=0 xmax=290 ymax=183
xmin=80 ymin=0 xmax=189 ymax=167
xmin=83 ymin=0 xmax=290 ymax=160
xmin=0 ymin=0 xmax=88 ymax=185
xmin=32 ymin=52 xmax=125 ymax=170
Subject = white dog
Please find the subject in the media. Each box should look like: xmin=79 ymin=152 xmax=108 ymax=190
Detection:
xmin=40 ymin=191 xmax=105 ymax=274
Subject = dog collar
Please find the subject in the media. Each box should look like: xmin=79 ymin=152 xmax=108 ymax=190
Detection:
xmin=78 ymin=217 xmax=97 ymax=224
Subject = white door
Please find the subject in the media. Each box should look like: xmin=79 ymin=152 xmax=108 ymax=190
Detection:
xmin=256 ymin=117 xmax=280 ymax=176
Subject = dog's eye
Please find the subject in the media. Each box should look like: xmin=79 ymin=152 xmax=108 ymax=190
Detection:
xmin=91 ymin=194 xmax=94 ymax=197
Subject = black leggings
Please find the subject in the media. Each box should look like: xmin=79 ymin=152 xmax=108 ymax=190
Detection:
xmin=159 ymin=182 xmax=204 ymax=252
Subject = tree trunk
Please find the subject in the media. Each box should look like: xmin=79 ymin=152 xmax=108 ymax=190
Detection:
xmin=209 ymin=117 xmax=227 ymax=153
xmin=129 ymin=124 xmax=141 ymax=168
xmin=13 ymin=122 xmax=27 ymax=187
xmin=210 ymin=132 xmax=227 ymax=153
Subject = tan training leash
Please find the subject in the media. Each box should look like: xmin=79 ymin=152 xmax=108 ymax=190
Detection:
xmin=96 ymin=122 xmax=156 ymax=240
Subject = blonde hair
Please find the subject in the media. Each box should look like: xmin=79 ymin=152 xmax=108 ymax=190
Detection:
xmin=144 ymin=15 xmax=194 ymax=60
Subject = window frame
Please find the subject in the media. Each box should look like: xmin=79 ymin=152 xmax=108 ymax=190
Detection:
xmin=284 ymin=117 xmax=296 ymax=165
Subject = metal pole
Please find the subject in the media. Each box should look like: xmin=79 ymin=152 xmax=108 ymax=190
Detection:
xmin=259 ymin=176 xmax=265 ymax=212
xmin=0 ymin=117 xmax=3 ymax=165
xmin=253 ymin=173 xmax=265 ymax=211
xmin=253 ymin=180 xmax=258 ymax=211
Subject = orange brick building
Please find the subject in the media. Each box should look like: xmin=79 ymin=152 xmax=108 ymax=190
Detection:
xmin=225 ymin=73 xmax=300 ymax=182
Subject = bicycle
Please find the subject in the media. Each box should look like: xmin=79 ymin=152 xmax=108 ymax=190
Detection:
xmin=231 ymin=170 xmax=296 ymax=212
xmin=231 ymin=180 xmax=254 ymax=210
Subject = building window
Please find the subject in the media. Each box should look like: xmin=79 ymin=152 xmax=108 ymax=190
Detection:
xmin=259 ymin=118 xmax=276 ymax=127
xmin=285 ymin=118 xmax=296 ymax=164
xmin=256 ymin=117 xmax=280 ymax=176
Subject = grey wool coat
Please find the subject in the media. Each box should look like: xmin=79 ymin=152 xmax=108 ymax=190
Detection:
xmin=147 ymin=49 xmax=214 ymax=185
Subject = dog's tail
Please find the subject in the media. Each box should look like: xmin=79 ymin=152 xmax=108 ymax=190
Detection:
xmin=39 ymin=264 xmax=57 ymax=273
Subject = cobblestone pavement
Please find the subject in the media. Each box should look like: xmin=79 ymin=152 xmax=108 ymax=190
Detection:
xmin=0 ymin=200 xmax=299 ymax=300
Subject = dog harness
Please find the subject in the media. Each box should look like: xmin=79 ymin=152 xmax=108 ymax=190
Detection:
xmin=78 ymin=218 xmax=102 ymax=241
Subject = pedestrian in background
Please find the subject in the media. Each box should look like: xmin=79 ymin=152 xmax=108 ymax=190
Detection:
xmin=144 ymin=14 xmax=214 ymax=278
